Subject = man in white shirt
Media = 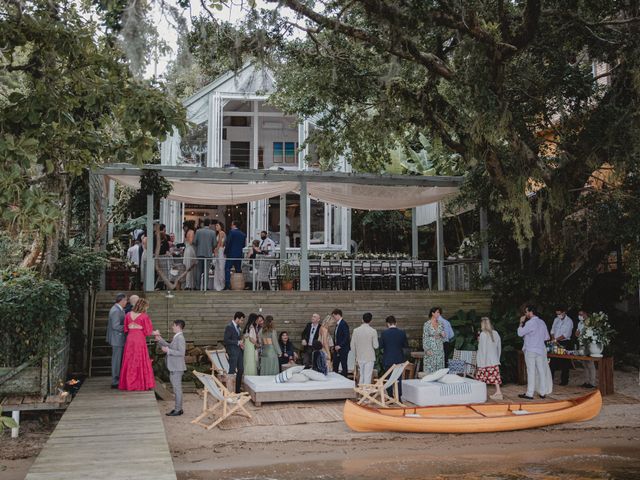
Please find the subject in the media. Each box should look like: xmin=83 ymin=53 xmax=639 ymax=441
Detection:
xmin=550 ymin=306 xmax=574 ymax=386
xmin=127 ymin=239 xmax=141 ymax=267
xmin=259 ymin=231 xmax=275 ymax=255
xmin=517 ymin=305 xmax=552 ymax=399
xmin=350 ymin=312 xmax=379 ymax=385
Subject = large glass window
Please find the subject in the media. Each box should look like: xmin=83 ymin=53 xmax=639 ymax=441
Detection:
xmin=310 ymin=199 xmax=325 ymax=245
xmin=230 ymin=141 xmax=250 ymax=168
xmin=273 ymin=142 xmax=297 ymax=164
xmin=180 ymin=123 xmax=207 ymax=166
xmin=332 ymin=205 xmax=343 ymax=246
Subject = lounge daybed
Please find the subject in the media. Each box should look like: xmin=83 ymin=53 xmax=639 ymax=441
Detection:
xmin=401 ymin=377 xmax=487 ymax=407
xmin=242 ymin=372 xmax=356 ymax=406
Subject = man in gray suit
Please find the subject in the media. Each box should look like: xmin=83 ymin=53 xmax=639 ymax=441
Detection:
xmin=154 ymin=320 xmax=187 ymax=416
xmin=106 ymin=293 xmax=127 ymax=389
xmin=193 ymin=218 xmax=217 ymax=290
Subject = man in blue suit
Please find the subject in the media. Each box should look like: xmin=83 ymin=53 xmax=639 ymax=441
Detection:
xmin=332 ymin=308 xmax=350 ymax=376
xmin=380 ymin=315 xmax=409 ymax=396
xmin=224 ymin=220 xmax=247 ymax=289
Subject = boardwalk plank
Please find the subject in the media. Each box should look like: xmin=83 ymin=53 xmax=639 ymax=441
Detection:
xmin=25 ymin=377 xmax=176 ymax=480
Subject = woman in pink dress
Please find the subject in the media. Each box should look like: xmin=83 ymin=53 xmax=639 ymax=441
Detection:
xmin=119 ymin=298 xmax=155 ymax=391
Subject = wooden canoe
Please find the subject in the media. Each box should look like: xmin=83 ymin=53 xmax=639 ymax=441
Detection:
xmin=343 ymin=390 xmax=602 ymax=433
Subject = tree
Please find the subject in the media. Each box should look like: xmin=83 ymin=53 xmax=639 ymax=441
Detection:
xmin=185 ymin=1 xmax=640 ymax=308
xmin=0 ymin=0 xmax=187 ymax=271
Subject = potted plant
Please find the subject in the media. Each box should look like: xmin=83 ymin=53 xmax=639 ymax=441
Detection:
xmin=578 ymin=311 xmax=615 ymax=357
xmin=279 ymin=261 xmax=296 ymax=290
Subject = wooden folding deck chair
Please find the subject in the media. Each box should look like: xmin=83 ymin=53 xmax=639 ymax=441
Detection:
xmin=451 ymin=349 xmax=477 ymax=378
xmin=354 ymin=361 xmax=409 ymax=408
xmin=191 ymin=370 xmax=252 ymax=430
xmin=205 ymin=348 xmax=229 ymax=378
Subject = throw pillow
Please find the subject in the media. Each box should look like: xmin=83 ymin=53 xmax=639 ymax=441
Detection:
xmin=420 ymin=368 xmax=450 ymax=382
xmin=300 ymin=369 xmax=329 ymax=381
xmin=437 ymin=374 xmax=466 ymax=384
xmin=274 ymin=365 xmax=305 ymax=384
xmin=288 ymin=373 xmax=309 ymax=383
xmin=448 ymin=359 xmax=466 ymax=374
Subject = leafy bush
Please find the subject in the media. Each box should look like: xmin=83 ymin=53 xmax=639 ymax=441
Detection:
xmin=0 ymin=269 xmax=69 ymax=366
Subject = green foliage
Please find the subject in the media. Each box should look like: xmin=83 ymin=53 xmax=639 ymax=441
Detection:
xmin=0 ymin=269 xmax=69 ymax=366
xmin=0 ymin=0 xmax=187 ymax=266
xmin=54 ymin=246 xmax=108 ymax=302
xmin=126 ymin=169 xmax=174 ymax=218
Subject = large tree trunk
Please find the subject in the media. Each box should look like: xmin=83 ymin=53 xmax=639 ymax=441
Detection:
xmin=21 ymin=235 xmax=42 ymax=268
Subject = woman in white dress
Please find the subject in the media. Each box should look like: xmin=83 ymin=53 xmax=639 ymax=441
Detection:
xmin=213 ymin=222 xmax=226 ymax=291
xmin=182 ymin=228 xmax=196 ymax=289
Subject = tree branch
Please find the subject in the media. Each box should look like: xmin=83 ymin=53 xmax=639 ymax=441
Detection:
xmin=508 ymin=0 xmax=541 ymax=51
xmin=270 ymin=0 xmax=454 ymax=79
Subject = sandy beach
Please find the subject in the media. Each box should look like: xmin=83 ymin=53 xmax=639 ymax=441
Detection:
xmin=3 ymin=369 xmax=639 ymax=480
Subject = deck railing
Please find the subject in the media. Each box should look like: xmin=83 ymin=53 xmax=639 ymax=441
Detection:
xmin=106 ymin=255 xmax=483 ymax=292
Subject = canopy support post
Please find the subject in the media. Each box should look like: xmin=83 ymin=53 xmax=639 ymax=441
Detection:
xmin=411 ymin=207 xmax=418 ymax=259
xmin=300 ymin=180 xmax=310 ymax=291
xmin=436 ymin=202 xmax=445 ymax=291
xmin=279 ymin=194 xmax=286 ymax=260
xmin=144 ymin=194 xmax=154 ymax=292
xmin=479 ymin=207 xmax=490 ymax=278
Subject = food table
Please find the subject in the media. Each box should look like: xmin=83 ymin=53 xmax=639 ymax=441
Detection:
xmin=517 ymin=351 xmax=614 ymax=395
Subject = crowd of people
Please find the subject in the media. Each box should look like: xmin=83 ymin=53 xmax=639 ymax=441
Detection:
xmin=124 ymin=220 xmax=276 ymax=291
xmin=106 ymin=293 xmax=600 ymax=418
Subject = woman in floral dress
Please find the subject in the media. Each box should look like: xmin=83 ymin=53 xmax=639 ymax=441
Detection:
xmin=422 ymin=307 xmax=446 ymax=374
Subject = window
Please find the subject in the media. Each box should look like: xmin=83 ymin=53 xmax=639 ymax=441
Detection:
xmin=273 ymin=142 xmax=297 ymax=164
xmin=230 ymin=141 xmax=250 ymax=169
xmin=180 ymin=123 xmax=207 ymax=166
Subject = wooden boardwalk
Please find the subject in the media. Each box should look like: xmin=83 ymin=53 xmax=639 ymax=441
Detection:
xmin=25 ymin=377 xmax=176 ymax=480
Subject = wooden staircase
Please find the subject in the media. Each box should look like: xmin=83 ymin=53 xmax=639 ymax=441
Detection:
xmin=90 ymin=290 xmax=491 ymax=376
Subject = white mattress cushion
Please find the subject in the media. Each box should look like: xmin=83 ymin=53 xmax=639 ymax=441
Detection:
xmin=245 ymin=372 xmax=354 ymax=392
xmin=402 ymin=378 xmax=486 ymax=406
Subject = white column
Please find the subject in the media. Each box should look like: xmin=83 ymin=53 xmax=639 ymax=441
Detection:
xmin=279 ymin=194 xmax=286 ymax=259
xmin=297 ymin=120 xmax=308 ymax=170
xmin=252 ymin=100 xmax=259 ymax=169
xmin=300 ymin=180 xmax=309 ymax=291
xmin=207 ymin=94 xmax=215 ymax=167
xmin=145 ymin=194 xmax=154 ymax=292
xmin=480 ymin=207 xmax=490 ymax=277
xmin=436 ymin=202 xmax=445 ymax=291
xmin=11 ymin=410 xmax=19 ymax=438
xmin=106 ymin=179 xmax=115 ymax=242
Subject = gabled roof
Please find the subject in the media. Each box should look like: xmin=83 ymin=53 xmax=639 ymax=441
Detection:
xmin=183 ymin=63 xmax=276 ymax=107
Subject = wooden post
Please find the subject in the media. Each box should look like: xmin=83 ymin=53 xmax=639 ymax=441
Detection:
xmin=145 ymin=194 xmax=154 ymax=292
xmin=436 ymin=202 xmax=445 ymax=291
xmin=479 ymin=207 xmax=489 ymax=278
xmin=279 ymin=194 xmax=286 ymax=260
xmin=300 ymin=180 xmax=310 ymax=291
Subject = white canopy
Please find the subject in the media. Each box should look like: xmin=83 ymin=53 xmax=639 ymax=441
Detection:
xmin=107 ymin=174 xmax=458 ymax=210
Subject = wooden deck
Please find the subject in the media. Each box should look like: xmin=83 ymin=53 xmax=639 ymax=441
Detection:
xmin=25 ymin=377 xmax=176 ymax=480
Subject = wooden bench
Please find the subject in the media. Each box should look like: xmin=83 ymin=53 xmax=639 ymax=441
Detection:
xmin=1 ymin=393 xmax=70 ymax=438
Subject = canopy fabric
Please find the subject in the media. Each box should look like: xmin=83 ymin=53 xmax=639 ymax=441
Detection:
xmin=306 ymin=183 xmax=458 ymax=210
xmin=108 ymin=175 xmax=298 ymax=205
xmin=107 ymin=174 xmax=458 ymax=209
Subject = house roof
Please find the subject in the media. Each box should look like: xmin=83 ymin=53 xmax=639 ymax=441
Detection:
xmin=183 ymin=63 xmax=277 ymax=107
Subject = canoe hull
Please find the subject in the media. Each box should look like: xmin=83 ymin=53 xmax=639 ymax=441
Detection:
xmin=344 ymin=391 xmax=602 ymax=433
